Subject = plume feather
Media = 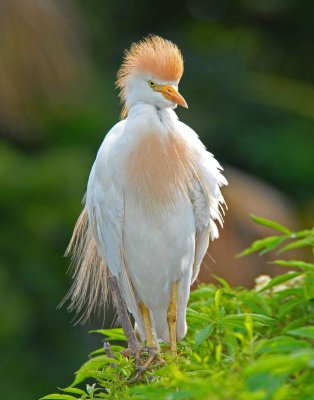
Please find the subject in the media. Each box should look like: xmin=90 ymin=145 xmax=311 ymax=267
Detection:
xmin=61 ymin=208 xmax=109 ymax=324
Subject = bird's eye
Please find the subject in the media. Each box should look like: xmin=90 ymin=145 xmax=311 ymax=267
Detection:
xmin=148 ymin=80 xmax=155 ymax=88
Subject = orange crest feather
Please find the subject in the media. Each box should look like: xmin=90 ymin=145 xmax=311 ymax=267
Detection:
xmin=116 ymin=35 xmax=184 ymax=118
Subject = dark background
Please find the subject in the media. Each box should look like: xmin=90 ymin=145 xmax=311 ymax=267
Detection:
xmin=0 ymin=1 xmax=313 ymax=398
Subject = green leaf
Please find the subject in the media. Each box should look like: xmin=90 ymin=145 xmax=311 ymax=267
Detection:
xmin=278 ymin=237 xmax=314 ymax=253
xmin=89 ymin=348 xmax=106 ymax=357
xmin=288 ymin=326 xmax=314 ymax=340
xmin=218 ymin=313 xmax=274 ymax=329
xmin=236 ymin=236 xmax=285 ymax=257
xmin=59 ymin=387 xmax=86 ymax=396
xmin=270 ymin=260 xmax=314 ymax=270
xmin=259 ymin=238 xmax=287 ymax=255
xmin=195 ymin=324 xmax=213 ymax=347
xmin=278 ymin=298 xmax=309 ymax=319
xmin=90 ymin=328 xmax=126 ymax=341
xmin=256 ymin=336 xmax=310 ymax=354
xmin=189 ymin=286 xmax=215 ymax=298
xmin=258 ymin=272 xmax=300 ymax=292
xmin=304 ymin=272 xmax=314 ymax=299
xmin=245 ymin=350 xmax=314 ymax=376
xmin=214 ymin=288 xmax=222 ymax=310
xmin=250 ymin=215 xmax=291 ymax=234
xmin=186 ymin=308 xmax=209 ymax=322
xmin=283 ymin=316 xmax=314 ymax=333
xmin=238 ymin=290 xmax=272 ymax=314
xmin=40 ymin=395 xmax=79 ymax=400
xmin=71 ymin=355 xmax=118 ymax=386
xmin=291 ymin=229 xmax=314 ymax=238
xmin=212 ymin=275 xmax=231 ymax=289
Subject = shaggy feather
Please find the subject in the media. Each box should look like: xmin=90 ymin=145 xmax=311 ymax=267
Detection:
xmin=61 ymin=208 xmax=109 ymax=324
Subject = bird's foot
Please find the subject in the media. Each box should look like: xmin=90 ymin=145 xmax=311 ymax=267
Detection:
xmin=129 ymin=346 xmax=160 ymax=383
xmin=120 ymin=345 xmax=142 ymax=368
xmin=137 ymin=345 xmax=158 ymax=368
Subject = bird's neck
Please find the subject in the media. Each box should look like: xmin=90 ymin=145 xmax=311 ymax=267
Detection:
xmin=127 ymin=103 xmax=178 ymax=137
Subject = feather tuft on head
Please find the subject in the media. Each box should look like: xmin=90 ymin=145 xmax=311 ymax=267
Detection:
xmin=116 ymin=34 xmax=184 ymax=118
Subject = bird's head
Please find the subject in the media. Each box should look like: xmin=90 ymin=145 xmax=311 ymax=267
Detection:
xmin=116 ymin=35 xmax=187 ymax=119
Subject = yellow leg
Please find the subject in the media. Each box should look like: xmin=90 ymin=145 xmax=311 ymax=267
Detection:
xmin=167 ymin=282 xmax=178 ymax=357
xmin=129 ymin=303 xmax=157 ymax=381
xmin=140 ymin=303 xmax=155 ymax=348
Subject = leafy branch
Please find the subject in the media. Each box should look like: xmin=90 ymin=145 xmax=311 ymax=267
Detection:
xmin=41 ymin=217 xmax=314 ymax=400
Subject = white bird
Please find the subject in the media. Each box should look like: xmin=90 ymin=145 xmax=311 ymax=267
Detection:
xmin=65 ymin=35 xmax=227 ymax=359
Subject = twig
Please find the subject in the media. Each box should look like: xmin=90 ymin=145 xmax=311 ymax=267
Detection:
xmin=103 ymin=341 xmax=117 ymax=368
xmin=108 ymin=275 xmax=140 ymax=352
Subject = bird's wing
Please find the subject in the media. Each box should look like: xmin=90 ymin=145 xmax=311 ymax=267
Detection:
xmin=189 ymin=179 xmax=211 ymax=283
xmin=85 ymin=121 xmax=144 ymax=326
xmin=87 ymin=169 xmax=124 ymax=275
xmin=177 ymin=121 xmax=227 ymax=283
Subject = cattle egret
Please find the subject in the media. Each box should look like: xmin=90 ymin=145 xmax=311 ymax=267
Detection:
xmin=65 ymin=35 xmax=227 ymax=365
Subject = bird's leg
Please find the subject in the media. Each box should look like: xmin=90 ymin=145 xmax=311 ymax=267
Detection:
xmin=130 ymin=303 xmax=158 ymax=382
xmin=140 ymin=303 xmax=156 ymax=348
xmin=167 ymin=281 xmax=178 ymax=357
xmin=107 ymin=276 xmax=141 ymax=364
xmin=139 ymin=303 xmax=158 ymax=367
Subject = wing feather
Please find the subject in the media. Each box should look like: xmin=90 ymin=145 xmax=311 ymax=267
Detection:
xmin=86 ymin=126 xmax=144 ymax=330
xmin=178 ymin=121 xmax=227 ymax=284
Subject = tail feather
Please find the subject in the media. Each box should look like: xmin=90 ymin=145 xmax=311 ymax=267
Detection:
xmin=60 ymin=208 xmax=109 ymax=324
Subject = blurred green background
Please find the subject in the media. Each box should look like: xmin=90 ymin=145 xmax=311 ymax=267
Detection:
xmin=0 ymin=0 xmax=313 ymax=399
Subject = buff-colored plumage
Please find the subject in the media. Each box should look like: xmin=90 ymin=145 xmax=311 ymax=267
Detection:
xmin=65 ymin=35 xmax=227 ymax=345
xmin=117 ymin=35 xmax=184 ymax=118
xmin=126 ymin=132 xmax=200 ymax=215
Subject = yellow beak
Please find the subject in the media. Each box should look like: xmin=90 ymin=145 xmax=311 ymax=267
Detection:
xmin=155 ymin=84 xmax=188 ymax=109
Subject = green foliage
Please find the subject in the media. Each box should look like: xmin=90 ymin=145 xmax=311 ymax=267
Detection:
xmin=237 ymin=215 xmax=314 ymax=258
xmin=41 ymin=218 xmax=314 ymax=400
